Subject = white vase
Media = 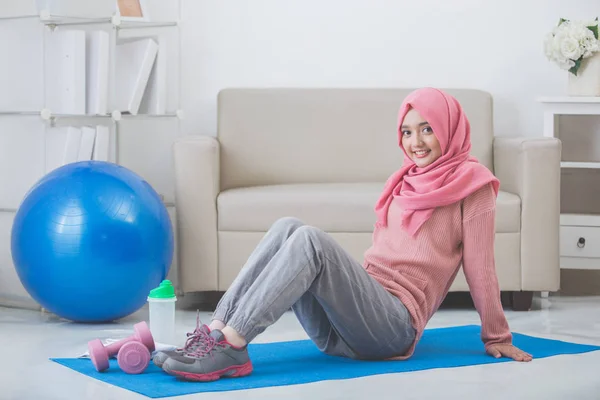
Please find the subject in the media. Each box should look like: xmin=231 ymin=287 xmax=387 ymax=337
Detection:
xmin=568 ymin=52 xmax=600 ymax=96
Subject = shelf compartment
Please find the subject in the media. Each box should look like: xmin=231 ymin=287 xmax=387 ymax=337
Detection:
xmin=560 ymin=213 xmax=600 ymax=271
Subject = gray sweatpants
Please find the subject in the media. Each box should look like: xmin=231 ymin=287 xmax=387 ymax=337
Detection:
xmin=211 ymin=217 xmax=415 ymax=360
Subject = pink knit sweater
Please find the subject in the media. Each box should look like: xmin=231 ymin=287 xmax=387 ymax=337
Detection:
xmin=363 ymin=183 xmax=512 ymax=360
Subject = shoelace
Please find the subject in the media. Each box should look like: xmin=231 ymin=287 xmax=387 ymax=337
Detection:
xmin=177 ymin=310 xmax=209 ymax=352
xmin=186 ymin=333 xmax=225 ymax=358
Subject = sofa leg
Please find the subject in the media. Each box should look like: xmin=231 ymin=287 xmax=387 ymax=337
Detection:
xmin=511 ymin=291 xmax=533 ymax=311
xmin=500 ymin=291 xmax=513 ymax=308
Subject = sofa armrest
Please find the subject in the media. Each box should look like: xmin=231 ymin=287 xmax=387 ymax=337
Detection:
xmin=173 ymin=135 xmax=220 ymax=293
xmin=493 ymin=136 xmax=562 ymax=291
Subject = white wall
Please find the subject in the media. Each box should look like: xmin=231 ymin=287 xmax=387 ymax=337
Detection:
xmin=180 ymin=0 xmax=599 ymax=139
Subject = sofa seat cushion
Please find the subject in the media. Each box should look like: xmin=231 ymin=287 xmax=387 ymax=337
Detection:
xmin=217 ymin=183 xmax=521 ymax=233
xmin=218 ymin=183 xmax=382 ymax=232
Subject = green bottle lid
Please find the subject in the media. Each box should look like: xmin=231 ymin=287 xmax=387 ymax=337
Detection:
xmin=148 ymin=280 xmax=176 ymax=299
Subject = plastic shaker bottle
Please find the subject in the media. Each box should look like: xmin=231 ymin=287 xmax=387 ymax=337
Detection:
xmin=147 ymin=280 xmax=177 ymax=345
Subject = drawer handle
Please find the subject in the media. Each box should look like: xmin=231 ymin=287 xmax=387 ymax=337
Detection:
xmin=577 ymin=237 xmax=586 ymax=248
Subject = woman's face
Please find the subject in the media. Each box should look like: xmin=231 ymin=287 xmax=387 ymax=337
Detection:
xmin=400 ymin=109 xmax=442 ymax=168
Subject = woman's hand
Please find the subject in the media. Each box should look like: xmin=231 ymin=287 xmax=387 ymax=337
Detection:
xmin=486 ymin=344 xmax=533 ymax=362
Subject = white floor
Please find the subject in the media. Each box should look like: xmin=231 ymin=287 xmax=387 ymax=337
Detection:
xmin=2 ymin=294 xmax=600 ymax=400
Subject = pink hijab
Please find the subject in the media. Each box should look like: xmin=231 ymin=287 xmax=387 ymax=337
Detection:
xmin=374 ymin=87 xmax=499 ymax=236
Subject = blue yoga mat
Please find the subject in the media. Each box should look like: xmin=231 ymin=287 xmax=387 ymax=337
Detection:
xmin=51 ymin=325 xmax=600 ymax=398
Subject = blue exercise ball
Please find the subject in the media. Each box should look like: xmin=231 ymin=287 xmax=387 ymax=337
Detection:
xmin=11 ymin=161 xmax=174 ymax=323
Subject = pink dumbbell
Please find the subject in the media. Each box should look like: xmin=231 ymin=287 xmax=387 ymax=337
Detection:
xmin=88 ymin=321 xmax=155 ymax=372
xmin=117 ymin=341 xmax=152 ymax=374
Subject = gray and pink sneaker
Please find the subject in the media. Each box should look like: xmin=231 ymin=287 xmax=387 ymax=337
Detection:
xmin=153 ymin=312 xmax=211 ymax=368
xmin=162 ymin=329 xmax=253 ymax=382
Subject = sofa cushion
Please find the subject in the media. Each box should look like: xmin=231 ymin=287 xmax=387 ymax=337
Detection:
xmin=218 ymin=183 xmax=382 ymax=232
xmin=217 ymin=183 xmax=520 ymax=233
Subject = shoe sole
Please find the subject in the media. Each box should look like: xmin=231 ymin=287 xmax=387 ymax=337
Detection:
xmin=164 ymin=361 xmax=253 ymax=382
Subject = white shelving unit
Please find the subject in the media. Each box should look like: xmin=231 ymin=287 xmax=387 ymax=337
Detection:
xmin=538 ymin=96 xmax=600 ymax=271
xmin=0 ymin=1 xmax=182 ymax=308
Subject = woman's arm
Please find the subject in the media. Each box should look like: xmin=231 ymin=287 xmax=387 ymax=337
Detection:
xmin=461 ymin=203 xmax=513 ymax=350
xmin=463 ymin=186 xmax=512 ymax=350
xmin=462 ymin=191 xmax=533 ymax=363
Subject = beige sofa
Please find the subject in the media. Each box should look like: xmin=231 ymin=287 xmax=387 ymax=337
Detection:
xmin=173 ymin=88 xmax=562 ymax=310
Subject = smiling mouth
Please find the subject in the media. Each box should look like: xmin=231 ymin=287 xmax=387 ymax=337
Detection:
xmin=413 ymin=149 xmax=431 ymax=159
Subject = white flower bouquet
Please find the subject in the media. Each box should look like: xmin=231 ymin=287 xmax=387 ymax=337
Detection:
xmin=544 ymin=18 xmax=599 ymax=75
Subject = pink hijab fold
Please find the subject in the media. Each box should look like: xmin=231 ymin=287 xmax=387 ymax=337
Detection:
xmin=374 ymin=87 xmax=499 ymax=236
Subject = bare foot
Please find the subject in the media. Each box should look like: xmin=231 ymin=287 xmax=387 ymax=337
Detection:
xmin=208 ymin=320 xmax=226 ymax=331
xmin=221 ymin=326 xmax=248 ymax=348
